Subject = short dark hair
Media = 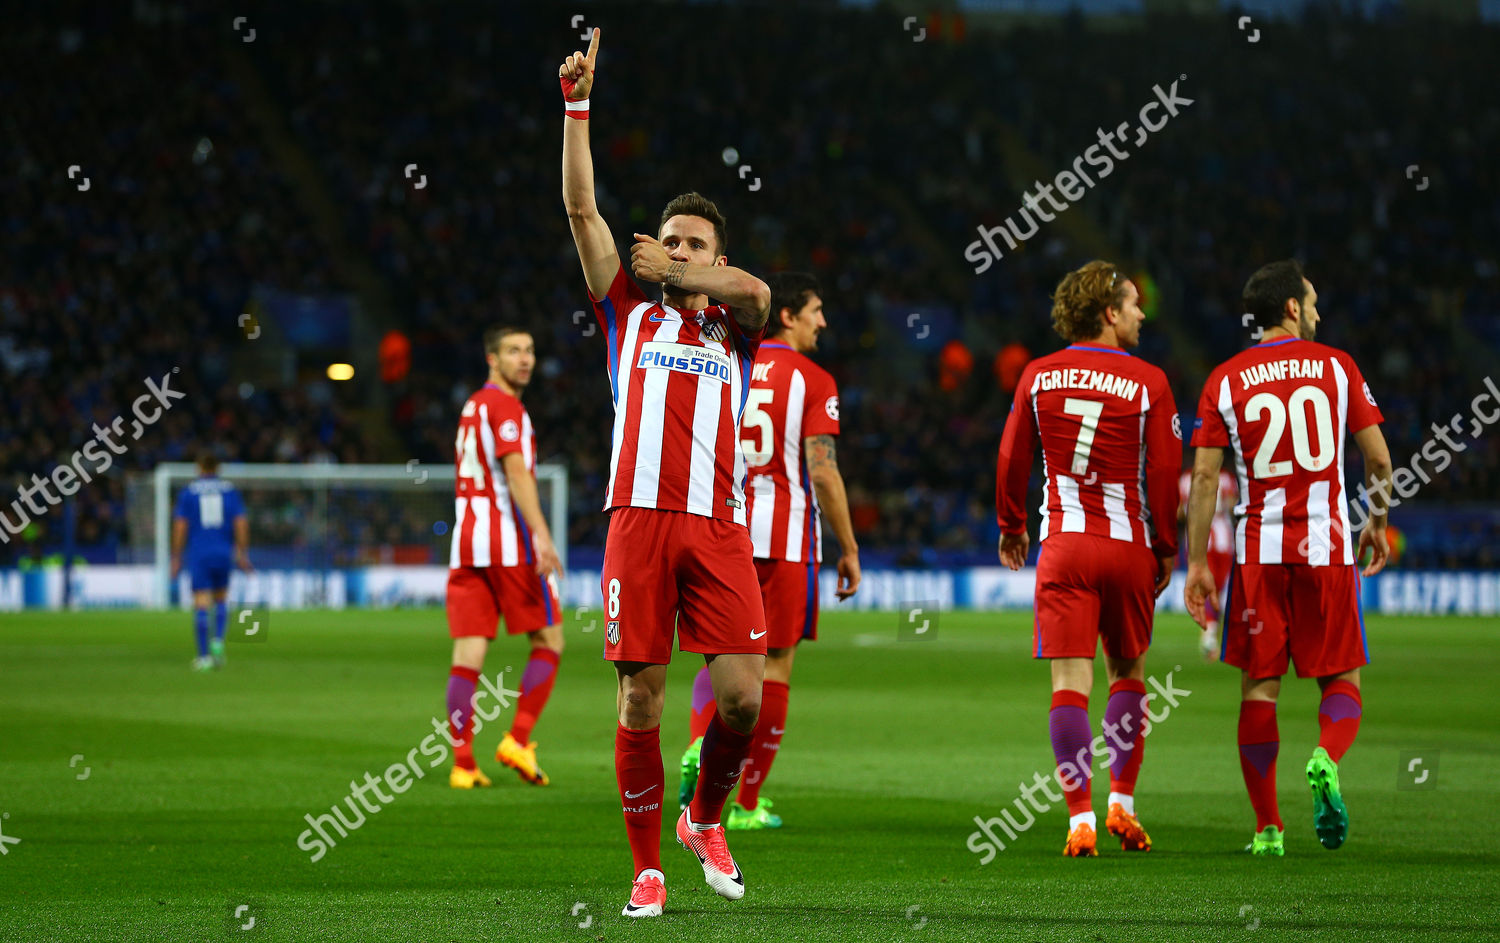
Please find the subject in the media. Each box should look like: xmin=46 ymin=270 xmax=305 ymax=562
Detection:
xmin=765 ymin=272 xmax=821 ymax=338
xmin=1243 ymin=259 xmax=1307 ymax=330
xmin=659 ymin=192 xmax=727 ymax=257
xmin=197 ymin=452 xmax=220 ymax=473
xmin=483 ymin=325 xmax=529 ymax=356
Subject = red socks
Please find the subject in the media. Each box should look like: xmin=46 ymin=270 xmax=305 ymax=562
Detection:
xmin=1237 ymin=700 xmax=1282 ymax=831
xmin=509 ymin=647 xmax=561 ymax=745
xmin=1317 ymin=680 xmax=1362 ymax=763
xmin=615 ymin=724 xmax=664 ymax=875
xmin=689 ymin=711 xmax=755 ymax=826
xmin=736 ymin=680 xmax=788 ymax=811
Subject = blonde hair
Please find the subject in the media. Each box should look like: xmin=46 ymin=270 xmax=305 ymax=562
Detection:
xmin=1050 ymin=260 xmax=1128 ymax=342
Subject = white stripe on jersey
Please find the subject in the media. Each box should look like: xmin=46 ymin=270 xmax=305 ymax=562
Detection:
xmin=1102 ymin=482 xmax=1134 ymax=542
xmin=1136 ymin=384 xmax=1150 ymax=546
xmin=451 ymin=497 xmax=467 ymax=568
xmin=479 ymin=404 xmax=519 ymax=567
xmin=1307 ymin=480 xmax=1331 ymax=565
xmin=1259 ymin=487 xmax=1285 ymax=564
xmin=686 ymin=340 xmax=722 ymax=516
xmin=1219 ymin=375 xmax=1253 ymax=563
xmin=1056 ymin=475 xmax=1086 ymax=533
xmin=1032 ymin=372 xmax=1053 ymax=542
xmin=728 ymin=331 xmax=750 ymax=529
xmin=782 ymin=369 xmax=808 ymax=562
xmin=470 ymin=495 xmax=492 ymax=567
xmin=629 ymin=316 xmax=676 ymax=509
xmin=1331 ymin=357 xmax=1354 ymax=565
xmin=749 ymin=474 xmax=775 ymax=556
xmin=606 ymin=301 xmax=650 ymax=510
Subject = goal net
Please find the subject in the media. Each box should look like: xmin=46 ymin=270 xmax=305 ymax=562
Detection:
xmin=126 ymin=463 xmax=568 ymax=608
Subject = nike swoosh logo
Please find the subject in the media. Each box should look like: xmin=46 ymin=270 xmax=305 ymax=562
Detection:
xmin=749 ymin=630 xmax=767 ymax=639
xmin=769 ymin=726 xmax=785 ymax=735
xmin=649 ymin=312 xmax=672 ymax=322
xmin=625 ymin=785 xmax=659 ymax=799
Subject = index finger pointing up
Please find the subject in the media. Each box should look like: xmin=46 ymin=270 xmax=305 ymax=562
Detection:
xmin=586 ymin=27 xmax=600 ymax=67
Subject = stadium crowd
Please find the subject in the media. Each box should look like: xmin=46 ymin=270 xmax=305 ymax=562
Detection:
xmin=3 ymin=3 xmax=1496 ymax=568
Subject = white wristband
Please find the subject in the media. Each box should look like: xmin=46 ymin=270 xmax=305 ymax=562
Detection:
xmin=564 ymin=98 xmax=590 ymax=117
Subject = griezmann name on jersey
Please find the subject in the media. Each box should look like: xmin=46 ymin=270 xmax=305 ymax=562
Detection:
xmin=590 ymin=263 xmax=764 ymax=525
xmin=997 ymin=344 xmax=1181 ymax=556
xmin=1191 ymin=336 xmax=1383 ymax=566
xmin=451 ymin=384 xmax=538 ymax=569
xmin=742 ymin=342 xmax=840 ymax=563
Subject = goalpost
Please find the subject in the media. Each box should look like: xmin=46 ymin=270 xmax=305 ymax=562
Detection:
xmin=144 ymin=462 xmax=568 ymax=608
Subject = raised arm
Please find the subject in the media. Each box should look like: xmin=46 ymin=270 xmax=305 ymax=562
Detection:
xmin=805 ymin=434 xmax=860 ymax=600
xmin=560 ymin=29 xmax=620 ymax=300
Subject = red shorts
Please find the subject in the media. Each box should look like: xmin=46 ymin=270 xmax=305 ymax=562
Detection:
xmin=1034 ymin=533 xmax=1158 ymax=660
xmin=1222 ymin=563 xmax=1368 ymax=679
xmin=601 ymin=507 xmax=767 ymax=664
xmin=446 ymin=564 xmax=559 ymax=639
xmin=755 ymin=559 xmax=819 ymax=648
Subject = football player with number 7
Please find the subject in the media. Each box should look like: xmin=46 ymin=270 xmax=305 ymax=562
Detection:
xmin=560 ymin=28 xmax=774 ymax=918
xmin=995 ymin=260 xmax=1180 ymax=858
xmin=1184 ymin=259 xmax=1393 ymax=857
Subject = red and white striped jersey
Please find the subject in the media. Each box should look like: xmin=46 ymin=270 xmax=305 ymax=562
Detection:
xmin=450 ymin=383 xmax=537 ymax=569
xmin=1192 ymin=336 xmax=1383 ymax=566
xmin=997 ymin=344 xmax=1181 ymax=557
xmin=742 ymin=342 xmax=841 ymax=563
xmin=1179 ymin=468 xmax=1238 ymax=556
xmin=590 ymin=263 xmax=764 ymax=525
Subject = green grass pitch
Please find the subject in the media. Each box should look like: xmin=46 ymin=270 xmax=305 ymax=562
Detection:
xmin=1 ymin=608 xmax=1496 ymax=942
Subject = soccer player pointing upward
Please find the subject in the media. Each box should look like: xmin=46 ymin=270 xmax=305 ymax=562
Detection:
xmin=561 ymin=29 xmax=773 ymax=919
xmin=995 ymin=261 xmax=1180 ymax=857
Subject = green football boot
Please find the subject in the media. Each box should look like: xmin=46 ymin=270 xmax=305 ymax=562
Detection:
xmin=1245 ymin=825 xmax=1285 ymax=856
xmin=726 ymin=797 xmax=783 ymax=830
xmin=1306 ymin=746 xmax=1349 ymax=849
xmin=677 ymin=735 xmax=704 ymax=810
xmin=209 ymin=637 xmax=226 ymax=668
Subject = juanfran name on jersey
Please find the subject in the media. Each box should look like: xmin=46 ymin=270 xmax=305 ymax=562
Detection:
xmin=1238 ymin=357 xmax=1325 ymax=390
xmin=636 ymin=342 xmax=733 ymax=383
xmin=1033 ymin=367 xmax=1140 ymax=401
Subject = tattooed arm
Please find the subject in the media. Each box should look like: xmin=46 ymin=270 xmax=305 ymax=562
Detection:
xmin=805 ymin=434 xmax=860 ymax=600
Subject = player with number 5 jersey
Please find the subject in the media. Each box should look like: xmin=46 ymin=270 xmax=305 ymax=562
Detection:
xmin=560 ymin=28 xmax=773 ymax=918
xmin=995 ymin=261 xmax=1180 ymax=858
xmin=679 ymin=272 xmax=862 ymax=832
xmin=1184 ymin=259 xmax=1393 ymax=857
